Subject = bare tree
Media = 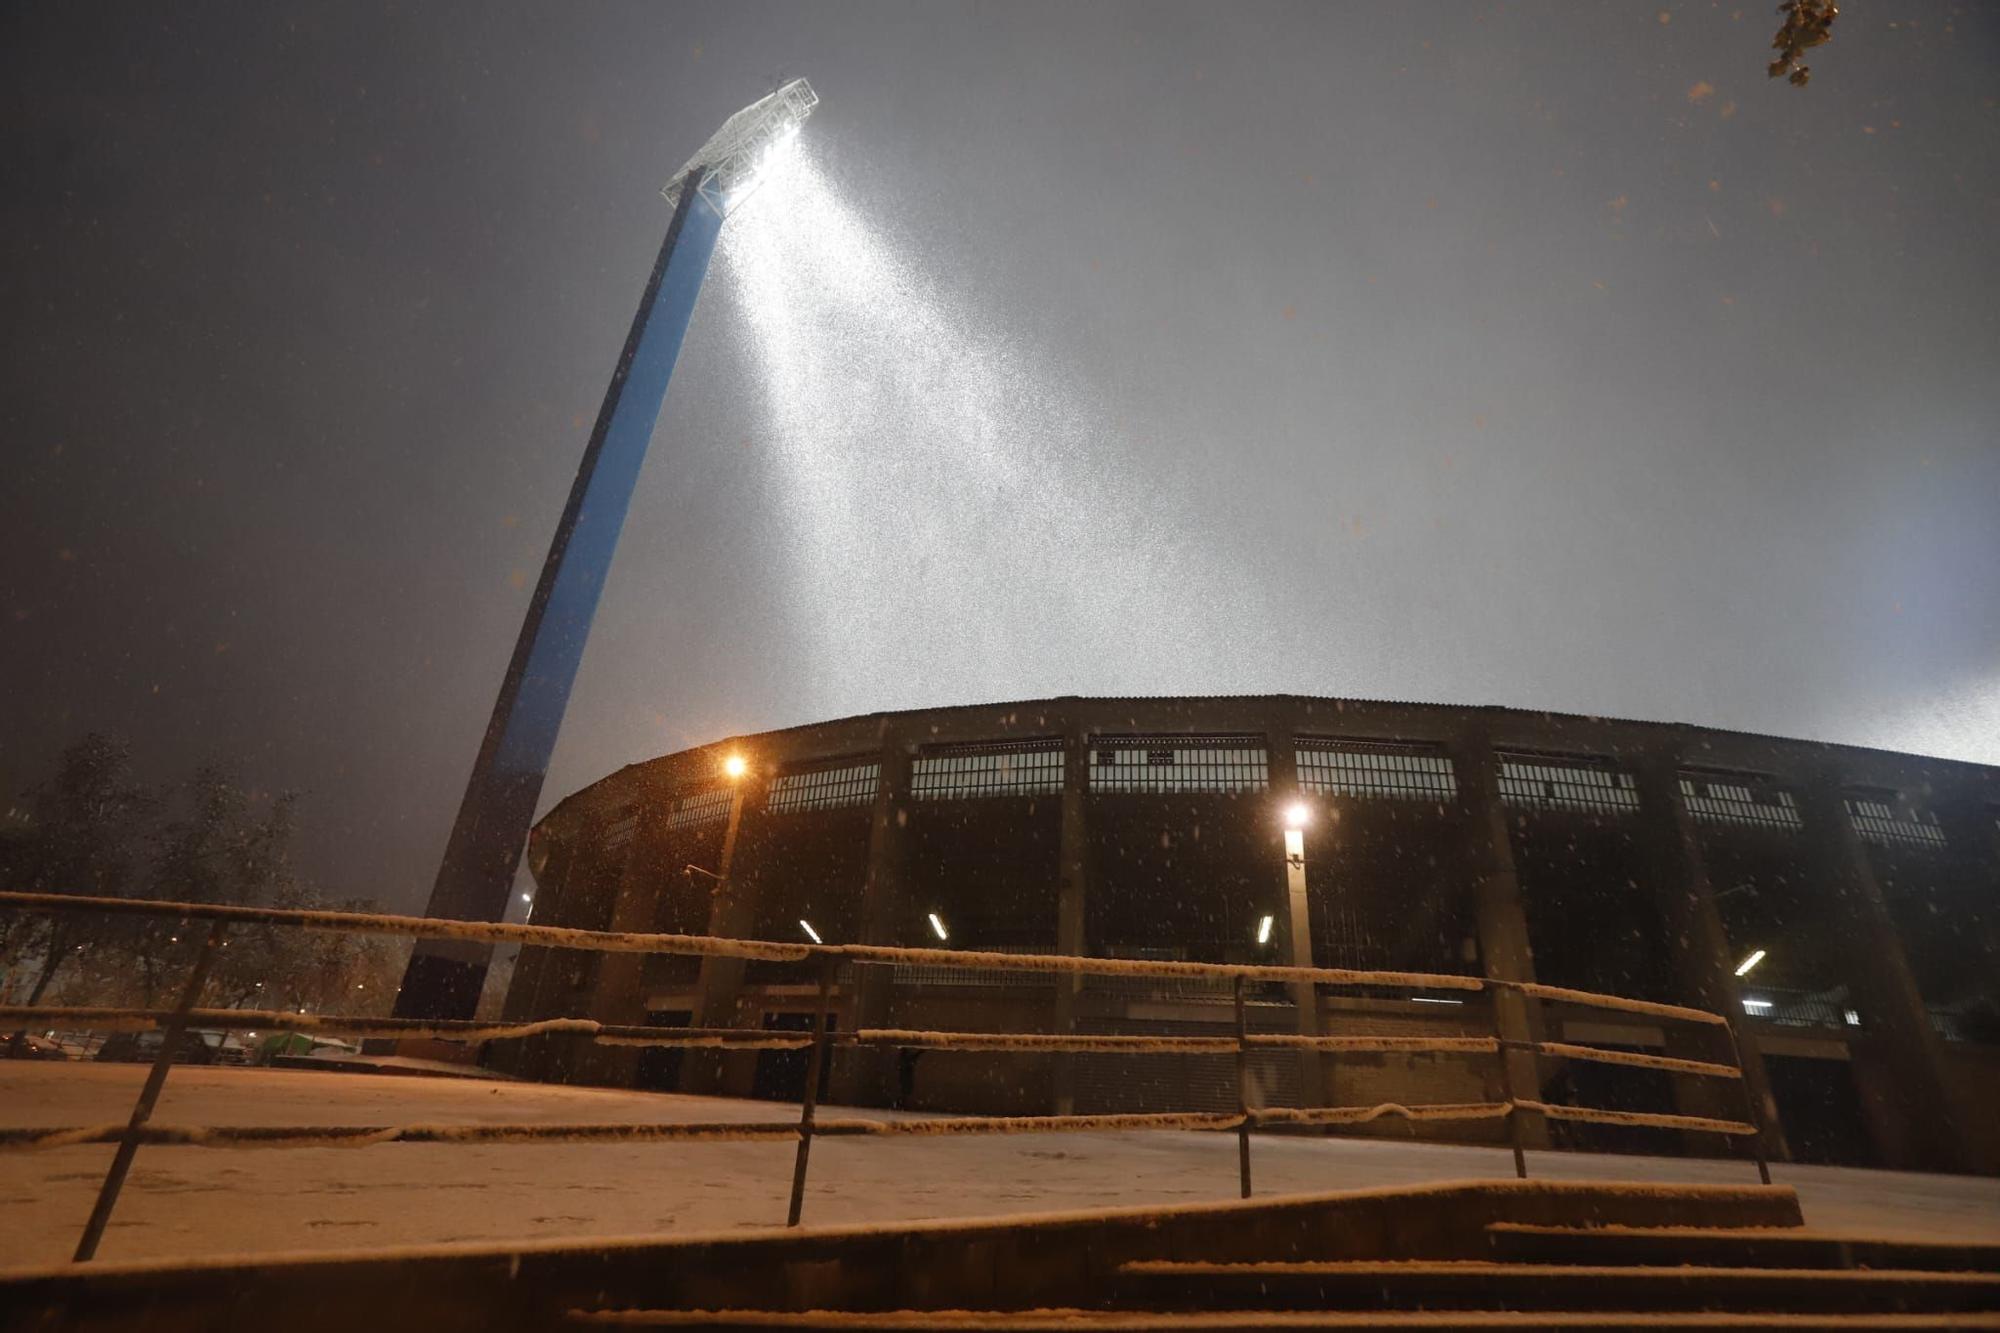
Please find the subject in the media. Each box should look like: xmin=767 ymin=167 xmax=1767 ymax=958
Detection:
xmin=1768 ymin=0 xmax=1839 ymax=87
xmin=3 ymin=735 xmax=152 ymax=1016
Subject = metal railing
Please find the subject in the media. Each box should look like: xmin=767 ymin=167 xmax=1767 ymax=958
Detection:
xmin=0 ymin=889 xmax=1770 ymax=1263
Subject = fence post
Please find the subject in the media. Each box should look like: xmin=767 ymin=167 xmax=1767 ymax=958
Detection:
xmin=73 ymin=919 xmax=227 ymax=1262
xmin=1719 ymin=1018 xmax=1773 ymax=1185
xmin=1234 ymin=973 xmax=1252 ymax=1199
xmin=1490 ymin=993 xmax=1529 ymax=1180
xmin=786 ymin=955 xmax=838 ymax=1226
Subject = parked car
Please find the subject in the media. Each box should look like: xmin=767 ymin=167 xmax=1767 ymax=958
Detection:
xmin=0 ymin=1032 xmax=68 ymax=1060
xmin=257 ymin=1031 xmax=360 ymax=1063
xmin=93 ymin=1029 xmax=250 ymax=1065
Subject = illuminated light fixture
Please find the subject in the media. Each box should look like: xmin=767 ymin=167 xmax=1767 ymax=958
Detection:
xmin=1742 ymin=998 xmax=1772 ymax=1013
xmin=1283 ymin=801 xmax=1310 ymax=830
xmin=1256 ymin=914 xmax=1275 ymax=945
xmin=928 ymin=912 xmax=949 ymax=942
xmin=662 ymin=78 xmax=819 ymax=217
xmin=1734 ymin=948 xmax=1767 ymax=978
xmin=799 ymin=919 xmax=822 ymax=944
xmin=520 ymin=892 xmax=533 ymax=904
xmin=1844 ymin=1008 xmax=1861 ymax=1027
xmin=1411 ymin=996 xmax=1465 ymax=1006
xmin=723 ymin=753 xmax=749 ymax=780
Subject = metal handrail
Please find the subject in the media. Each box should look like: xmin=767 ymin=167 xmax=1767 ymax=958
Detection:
xmin=0 ymin=889 xmax=1772 ymax=1261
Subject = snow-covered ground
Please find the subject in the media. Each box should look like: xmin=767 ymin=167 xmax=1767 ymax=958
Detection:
xmin=2 ymin=1063 xmax=1993 ymax=1269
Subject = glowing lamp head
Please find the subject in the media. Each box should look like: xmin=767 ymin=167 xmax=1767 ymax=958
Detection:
xmin=1283 ymin=801 xmax=1310 ymax=830
xmin=1256 ymin=914 xmax=1275 ymax=945
xmin=723 ymin=753 xmax=749 ymax=780
xmin=661 ymin=77 xmax=818 ymax=216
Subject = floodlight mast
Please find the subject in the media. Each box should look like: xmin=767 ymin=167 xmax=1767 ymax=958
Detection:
xmin=395 ymin=80 xmax=816 ymax=1023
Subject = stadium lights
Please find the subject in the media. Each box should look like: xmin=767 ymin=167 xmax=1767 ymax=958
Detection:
xmin=928 ymin=912 xmax=950 ymax=942
xmin=1734 ymin=948 xmax=1767 ymax=977
xmin=398 ymin=79 xmax=820 ymax=1023
xmin=1256 ymin=914 xmax=1274 ymax=945
xmin=662 ymin=78 xmax=818 ymax=217
xmin=723 ymin=753 xmax=749 ymax=780
xmin=799 ymin=919 xmax=822 ymax=944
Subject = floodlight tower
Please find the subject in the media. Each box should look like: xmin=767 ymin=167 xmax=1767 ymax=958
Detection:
xmin=396 ymin=80 xmax=818 ymax=1022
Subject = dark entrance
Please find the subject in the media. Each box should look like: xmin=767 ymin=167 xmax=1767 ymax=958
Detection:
xmin=1541 ymin=1045 xmax=1678 ymax=1156
xmin=1765 ymin=1053 xmax=1879 ymax=1166
xmin=753 ymin=1011 xmax=836 ymax=1103
xmin=636 ymin=1009 xmax=692 ymax=1092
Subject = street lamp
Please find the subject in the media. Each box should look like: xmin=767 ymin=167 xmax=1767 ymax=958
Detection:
xmin=1277 ymin=796 xmax=1321 ymax=1093
xmin=396 ymin=81 xmax=818 ymax=1022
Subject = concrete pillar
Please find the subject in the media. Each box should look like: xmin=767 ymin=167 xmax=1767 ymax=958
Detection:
xmin=1792 ymin=765 xmax=1967 ymax=1173
xmin=1447 ymin=718 xmax=1548 ymax=1146
xmin=832 ymin=728 xmax=913 ymax=1107
xmin=578 ymin=797 xmax=673 ymax=1086
xmin=1266 ymin=721 xmax=1325 ymax=1101
xmin=1052 ymin=722 xmax=1090 ymax=1115
xmin=1930 ymin=776 xmax=2000 ymax=990
xmin=1629 ymin=743 xmax=1788 ymax=1162
xmin=487 ymin=827 xmax=582 ymax=1081
xmin=682 ymin=773 xmax=759 ymax=1095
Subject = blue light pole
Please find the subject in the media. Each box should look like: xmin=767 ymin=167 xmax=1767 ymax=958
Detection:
xmin=396 ymin=81 xmax=817 ymax=1021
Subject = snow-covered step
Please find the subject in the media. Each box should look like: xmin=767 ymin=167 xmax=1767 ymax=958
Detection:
xmin=563 ymin=1308 xmax=2000 ymax=1328
xmin=1113 ymin=1259 xmax=2000 ymax=1315
xmin=1485 ymin=1221 xmax=2000 ymax=1273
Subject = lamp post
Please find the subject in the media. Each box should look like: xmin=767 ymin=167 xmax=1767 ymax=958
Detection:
xmin=687 ymin=752 xmax=758 ymax=1092
xmin=1281 ymin=800 xmax=1324 ymax=1097
xmin=396 ymin=82 xmax=818 ymax=1022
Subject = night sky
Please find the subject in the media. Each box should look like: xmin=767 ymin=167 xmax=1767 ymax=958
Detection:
xmin=4 ymin=2 xmax=1996 ymax=912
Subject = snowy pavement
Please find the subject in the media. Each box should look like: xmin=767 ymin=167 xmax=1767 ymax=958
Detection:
xmin=2 ymin=1063 xmax=1993 ymax=1270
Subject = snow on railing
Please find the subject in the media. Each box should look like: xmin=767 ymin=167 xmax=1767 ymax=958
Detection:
xmin=0 ymin=1099 xmax=1760 ymax=1151
xmin=0 ymin=888 xmax=1773 ymax=1254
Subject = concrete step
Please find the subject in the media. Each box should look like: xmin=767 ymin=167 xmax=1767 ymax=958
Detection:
xmin=564 ymin=1309 xmax=2000 ymax=1329
xmin=1114 ymin=1259 xmax=2000 ymax=1315
xmin=1486 ymin=1221 xmax=2000 ymax=1272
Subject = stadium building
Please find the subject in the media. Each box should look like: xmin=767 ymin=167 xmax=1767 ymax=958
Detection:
xmin=494 ymin=696 xmax=2000 ymax=1175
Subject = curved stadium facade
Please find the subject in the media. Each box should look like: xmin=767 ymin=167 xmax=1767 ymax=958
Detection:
xmin=495 ymin=695 xmax=2000 ymax=1175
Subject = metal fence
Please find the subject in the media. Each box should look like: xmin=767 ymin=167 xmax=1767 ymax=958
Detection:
xmin=0 ymin=889 xmax=1769 ymax=1264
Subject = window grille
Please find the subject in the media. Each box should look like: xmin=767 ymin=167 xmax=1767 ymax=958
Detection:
xmin=1679 ymin=773 xmax=1801 ymax=832
xmin=767 ymin=760 xmax=881 ymax=815
xmin=1844 ymin=790 xmax=1947 ymax=851
xmin=1497 ymin=752 xmax=1639 ymax=815
xmin=665 ymin=785 xmax=733 ymax=832
xmin=1296 ymin=738 xmax=1457 ymax=802
xmin=1088 ymin=735 xmax=1267 ymax=794
xmin=912 ymin=738 xmax=1065 ymax=801
xmin=602 ymin=808 xmax=642 ymax=851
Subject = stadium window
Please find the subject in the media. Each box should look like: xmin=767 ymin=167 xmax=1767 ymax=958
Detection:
xmin=1296 ymin=738 xmax=1458 ymax=802
xmin=766 ymin=759 xmax=881 ymax=815
xmin=1843 ymin=787 xmax=1948 ymax=851
xmin=1678 ymin=771 xmax=1802 ymax=832
xmin=1496 ymin=752 xmax=1640 ymax=815
xmin=1088 ymin=735 xmax=1268 ymax=794
xmin=665 ymin=785 xmax=733 ymax=832
xmin=911 ymin=738 xmax=1064 ymax=801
